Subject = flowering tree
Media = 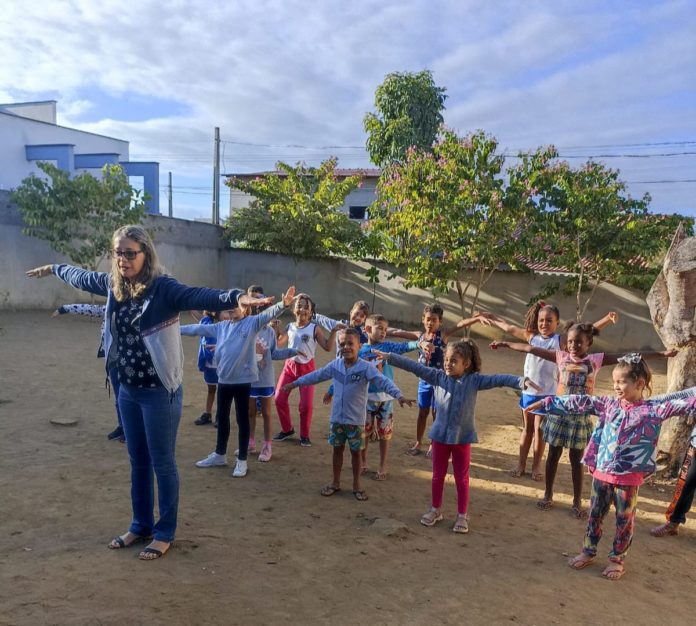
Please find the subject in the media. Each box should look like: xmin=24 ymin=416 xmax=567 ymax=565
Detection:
xmin=224 ymin=158 xmax=363 ymax=266
xmin=368 ymin=129 xmax=551 ymax=317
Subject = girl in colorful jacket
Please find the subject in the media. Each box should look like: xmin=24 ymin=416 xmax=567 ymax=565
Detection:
xmin=525 ymin=354 xmax=696 ymax=580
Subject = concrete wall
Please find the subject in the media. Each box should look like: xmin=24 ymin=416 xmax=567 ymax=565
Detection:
xmin=1 ymin=191 xmax=664 ymax=351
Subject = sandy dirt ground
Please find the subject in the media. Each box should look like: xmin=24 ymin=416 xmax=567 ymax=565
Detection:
xmin=0 ymin=310 xmax=694 ymax=626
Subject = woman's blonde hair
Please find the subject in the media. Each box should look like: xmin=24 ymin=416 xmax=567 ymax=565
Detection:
xmin=111 ymin=225 xmax=164 ymax=301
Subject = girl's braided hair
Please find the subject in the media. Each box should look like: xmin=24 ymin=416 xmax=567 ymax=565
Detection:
xmin=524 ymin=301 xmax=560 ymax=334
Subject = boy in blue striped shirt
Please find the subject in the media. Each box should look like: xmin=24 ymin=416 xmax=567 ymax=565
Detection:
xmin=282 ymin=327 xmax=414 ymax=501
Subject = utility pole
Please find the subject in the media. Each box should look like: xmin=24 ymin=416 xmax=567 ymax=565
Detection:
xmin=168 ymin=171 xmax=173 ymax=217
xmin=212 ymin=127 xmax=220 ymax=224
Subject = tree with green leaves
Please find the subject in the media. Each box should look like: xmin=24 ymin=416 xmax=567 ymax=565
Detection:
xmin=535 ymin=160 xmax=691 ymax=320
xmin=12 ymin=162 xmax=147 ymax=270
xmin=224 ymin=159 xmax=364 ymax=268
xmin=368 ymin=129 xmax=551 ymax=318
xmin=364 ymin=70 xmax=447 ymax=167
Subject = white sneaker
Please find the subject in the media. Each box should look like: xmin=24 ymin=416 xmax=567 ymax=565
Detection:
xmin=232 ymin=459 xmax=248 ymax=477
xmin=195 ymin=452 xmax=227 ymax=468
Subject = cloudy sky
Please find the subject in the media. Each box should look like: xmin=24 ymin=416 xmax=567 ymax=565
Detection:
xmin=1 ymin=0 xmax=695 ymax=219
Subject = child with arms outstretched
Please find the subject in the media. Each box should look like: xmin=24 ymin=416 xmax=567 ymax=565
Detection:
xmin=484 ymin=303 xmax=617 ymax=481
xmin=358 ymin=313 xmax=427 ymax=480
xmin=492 ymin=324 xmax=675 ymax=517
xmin=525 ymin=355 xmax=696 ymax=580
xmin=375 ymin=340 xmax=539 ymax=533
xmin=274 ymin=293 xmax=342 ymax=446
xmin=389 ymin=304 xmax=491 ymax=456
xmin=282 ymin=328 xmax=413 ymax=501
xmin=246 ymin=285 xmax=300 ymax=462
xmin=182 ymin=287 xmax=295 ymax=477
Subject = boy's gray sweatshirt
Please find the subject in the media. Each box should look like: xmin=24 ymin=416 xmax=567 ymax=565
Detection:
xmin=293 ymin=357 xmax=403 ymax=426
xmin=181 ymin=302 xmax=287 ymax=385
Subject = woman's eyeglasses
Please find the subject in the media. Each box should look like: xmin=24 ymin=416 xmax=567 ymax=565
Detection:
xmin=111 ymin=250 xmax=143 ymax=260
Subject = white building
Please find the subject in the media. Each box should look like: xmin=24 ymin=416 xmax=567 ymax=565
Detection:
xmin=226 ymin=168 xmax=380 ymax=221
xmin=0 ymin=101 xmax=159 ymax=213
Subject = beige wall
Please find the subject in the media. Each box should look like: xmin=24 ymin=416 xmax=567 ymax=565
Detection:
xmin=0 ymin=198 xmax=663 ymax=351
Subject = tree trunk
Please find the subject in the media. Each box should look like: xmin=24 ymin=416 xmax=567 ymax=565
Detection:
xmin=646 ymin=225 xmax=696 ymax=476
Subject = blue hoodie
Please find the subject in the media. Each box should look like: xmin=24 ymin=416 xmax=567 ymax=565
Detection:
xmin=181 ymin=302 xmax=289 ymax=385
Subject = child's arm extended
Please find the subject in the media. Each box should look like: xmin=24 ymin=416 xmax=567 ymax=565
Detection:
xmin=474 ymin=373 xmax=539 ymax=393
xmin=250 ymin=288 xmax=294 ymax=332
xmin=180 ymin=323 xmax=220 ymax=338
xmin=602 ymin=349 xmax=677 ymax=366
xmin=269 ymin=331 xmax=299 ymax=361
xmin=373 ymin=351 xmax=448 ymax=388
xmin=369 ymin=340 xmax=421 ymax=355
xmin=312 ymin=313 xmax=342 ymax=332
xmin=651 ymin=387 xmax=696 ymax=421
xmin=489 ymin=340 xmax=556 ymax=362
xmin=591 ymin=311 xmax=619 ymax=330
xmin=477 ymin=312 xmax=530 ymax=342
xmin=441 ymin=313 xmax=496 ymax=341
xmin=52 ymin=303 xmax=106 ymax=318
xmin=315 ymin=323 xmax=344 ymax=351
xmin=385 ymin=327 xmax=421 ymax=340
xmin=281 ymin=363 xmax=335 ymax=392
xmin=365 ymin=363 xmax=415 ymax=407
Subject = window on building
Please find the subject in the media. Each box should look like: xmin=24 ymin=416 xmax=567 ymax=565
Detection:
xmin=349 ymin=206 xmax=367 ymax=220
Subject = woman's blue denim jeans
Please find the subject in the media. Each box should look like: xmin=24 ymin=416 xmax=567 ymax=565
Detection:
xmin=118 ymin=384 xmax=183 ymax=542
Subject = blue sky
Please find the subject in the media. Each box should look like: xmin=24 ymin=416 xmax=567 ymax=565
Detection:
xmin=0 ymin=0 xmax=695 ymax=219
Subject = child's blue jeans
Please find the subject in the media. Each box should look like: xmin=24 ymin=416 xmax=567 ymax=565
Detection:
xmin=118 ymin=383 xmax=183 ymax=543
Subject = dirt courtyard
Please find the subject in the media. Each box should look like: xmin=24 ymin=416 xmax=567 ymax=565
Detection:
xmin=0 ymin=311 xmax=693 ymax=626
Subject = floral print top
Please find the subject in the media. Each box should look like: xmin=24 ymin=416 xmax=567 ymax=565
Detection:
xmin=543 ymin=388 xmax=696 ymax=480
xmin=115 ymin=299 xmax=161 ymax=388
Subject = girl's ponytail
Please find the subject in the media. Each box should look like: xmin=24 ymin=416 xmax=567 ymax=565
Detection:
xmin=524 ymin=302 xmax=543 ymax=334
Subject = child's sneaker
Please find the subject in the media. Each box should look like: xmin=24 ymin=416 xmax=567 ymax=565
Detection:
xmin=300 ymin=437 xmax=312 ymax=447
xmin=194 ymin=412 xmax=212 ymax=426
xmin=258 ymin=443 xmax=272 ymax=462
xmin=234 ymin=440 xmax=256 ymax=456
xmin=107 ymin=425 xmax=124 ymax=440
xmin=195 ymin=452 xmax=227 ymax=467
xmin=273 ymin=429 xmax=295 ymax=441
xmin=232 ymin=460 xmax=248 ymax=477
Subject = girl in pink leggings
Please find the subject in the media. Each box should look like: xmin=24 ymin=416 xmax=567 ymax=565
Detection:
xmin=378 ymin=340 xmax=537 ymax=533
xmin=274 ymin=294 xmax=341 ymax=446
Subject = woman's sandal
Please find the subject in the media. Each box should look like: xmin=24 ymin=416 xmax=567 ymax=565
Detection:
xmin=138 ymin=542 xmax=171 ymax=561
xmin=353 ymin=490 xmax=369 ymax=501
xmin=601 ymin=562 xmax=625 ymax=580
xmin=108 ymin=533 xmax=149 ymax=550
xmin=420 ymin=509 xmax=444 ymax=527
xmin=371 ymin=471 xmax=387 ymax=481
xmin=650 ymin=521 xmax=679 ymax=537
xmin=568 ymin=554 xmax=595 ymax=570
xmin=509 ymin=467 xmax=526 ymax=478
xmin=320 ymin=485 xmax=341 ymax=497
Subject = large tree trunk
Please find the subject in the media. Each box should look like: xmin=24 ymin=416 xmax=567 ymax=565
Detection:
xmin=646 ymin=224 xmax=696 ymax=477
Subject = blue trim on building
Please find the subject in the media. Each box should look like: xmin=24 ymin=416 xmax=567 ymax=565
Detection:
xmin=25 ymin=144 xmax=75 ymax=173
xmin=120 ymin=162 xmax=160 ymax=214
xmin=74 ymin=153 xmax=120 ymax=169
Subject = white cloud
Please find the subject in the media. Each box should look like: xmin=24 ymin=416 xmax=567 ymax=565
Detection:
xmin=0 ymin=0 xmax=694 ymax=218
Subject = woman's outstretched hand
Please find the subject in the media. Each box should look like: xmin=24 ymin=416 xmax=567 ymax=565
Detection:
xmin=26 ymin=265 xmax=53 ymax=278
